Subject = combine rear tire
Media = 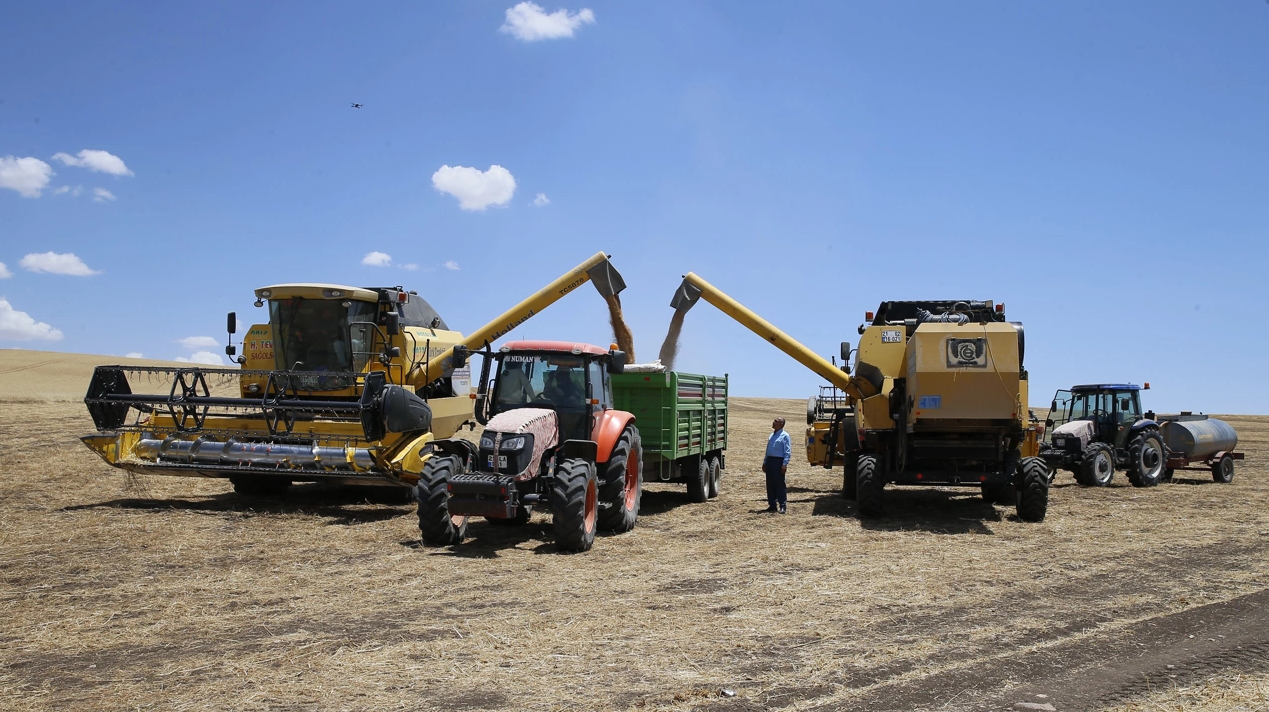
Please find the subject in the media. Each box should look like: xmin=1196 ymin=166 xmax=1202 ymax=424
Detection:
xmin=1212 ymin=455 xmax=1235 ymax=483
xmin=686 ymin=456 xmax=709 ymax=503
xmin=417 ymin=455 xmax=467 ymax=546
xmin=841 ymin=453 xmax=859 ymax=500
xmin=707 ymin=456 xmax=722 ymax=499
xmin=553 ymin=458 xmax=598 ymax=552
xmin=1076 ymin=443 xmax=1115 ymax=487
xmin=1015 ymin=457 xmax=1049 ymax=522
xmin=856 ymin=455 xmax=884 ymax=518
xmin=231 ymin=476 xmax=290 ymax=497
xmin=598 ymin=426 xmax=642 ymax=533
xmin=1127 ymin=431 xmax=1166 ymax=488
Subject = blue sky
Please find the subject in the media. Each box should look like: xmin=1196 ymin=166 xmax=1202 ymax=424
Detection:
xmin=2 ymin=1 xmax=1266 ymax=412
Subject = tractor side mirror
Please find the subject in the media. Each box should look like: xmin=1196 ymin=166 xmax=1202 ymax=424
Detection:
xmin=840 ymin=342 xmax=851 ymax=362
xmin=452 ymin=345 xmax=469 ymax=369
xmin=385 ymin=311 xmax=400 ymax=336
xmin=607 ymin=350 xmax=627 ymax=375
xmin=1045 ymin=419 xmax=1054 ymax=428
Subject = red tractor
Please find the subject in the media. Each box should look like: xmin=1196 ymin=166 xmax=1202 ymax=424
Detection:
xmin=416 ymin=341 xmax=642 ymax=553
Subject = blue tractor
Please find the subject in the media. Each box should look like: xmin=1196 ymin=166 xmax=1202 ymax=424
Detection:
xmin=1039 ymin=384 xmax=1167 ymax=488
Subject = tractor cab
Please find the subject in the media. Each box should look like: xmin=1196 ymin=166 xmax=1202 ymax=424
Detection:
xmin=1045 ymin=384 xmax=1148 ymax=449
xmin=484 ymin=343 xmax=618 ymax=441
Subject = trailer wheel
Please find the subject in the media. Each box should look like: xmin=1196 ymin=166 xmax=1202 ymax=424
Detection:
xmin=707 ymin=455 xmax=722 ymax=499
xmin=230 ymin=476 xmax=290 ymax=497
xmin=841 ymin=453 xmax=859 ymax=500
xmin=1212 ymin=455 xmax=1235 ymax=483
xmin=417 ymin=455 xmax=467 ymax=546
xmin=553 ymin=458 xmax=598 ymax=552
xmin=1076 ymin=443 xmax=1115 ymax=487
xmin=1015 ymin=457 xmax=1049 ymax=523
xmin=856 ymin=455 xmax=884 ymax=518
xmin=598 ymin=425 xmax=642 ymax=533
xmin=686 ymin=456 xmax=709 ymax=503
xmin=1127 ymin=431 xmax=1166 ymax=488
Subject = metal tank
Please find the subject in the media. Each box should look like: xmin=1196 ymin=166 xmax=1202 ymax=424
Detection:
xmin=1161 ymin=417 xmax=1238 ymax=460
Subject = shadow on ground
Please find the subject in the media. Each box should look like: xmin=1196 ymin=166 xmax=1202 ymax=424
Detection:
xmin=810 ymin=487 xmax=1002 ymax=535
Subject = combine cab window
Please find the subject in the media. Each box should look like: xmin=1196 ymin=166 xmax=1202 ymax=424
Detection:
xmin=491 ymin=354 xmax=588 ymax=413
xmin=270 ymin=298 xmax=377 ymax=375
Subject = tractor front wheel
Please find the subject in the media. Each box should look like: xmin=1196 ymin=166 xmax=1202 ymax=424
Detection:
xmin=1127 ymin=431 xmax=1166 ymax=488
xmin=553 ymin=458 xmax=598 ymax=552
xmin=1015 ymin=457 xmax=1050 ymax=522
xmin=598 ymin=426 xmax=642 ymax=533
xmin=417 ymin=455 xmax=467 ymax=546
xmin=856 ymin=455 xmax=884 ymax=518
xmin=1077 ymin=443 xmax=1115 ymax=487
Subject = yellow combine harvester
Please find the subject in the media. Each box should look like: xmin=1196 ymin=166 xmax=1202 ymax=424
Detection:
xmin=81 ymin=252 xmax=626 ymax=496
xmin=670 ymin=272 xmax=1049 ymax=522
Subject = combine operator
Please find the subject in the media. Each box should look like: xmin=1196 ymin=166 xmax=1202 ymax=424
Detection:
xmin=763 ymin=417 xmax=792 ymax=514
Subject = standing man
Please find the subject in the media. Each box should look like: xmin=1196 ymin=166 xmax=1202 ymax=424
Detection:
xmin=763 ymin=417 xmax=792 ymax=514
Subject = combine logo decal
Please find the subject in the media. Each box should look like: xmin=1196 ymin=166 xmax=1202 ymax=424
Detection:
xmin=946 ymin=338 xmax=987 ymax=368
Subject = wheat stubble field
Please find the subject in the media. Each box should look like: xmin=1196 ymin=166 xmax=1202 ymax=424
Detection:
xmin=2 ymin=350 xmax=1268 ymax=711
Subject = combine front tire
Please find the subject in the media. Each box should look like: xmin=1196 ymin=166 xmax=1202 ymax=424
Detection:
xmin=231 ymin=476 xmax=290 ymax=497
xmin=553 ymin=458 xmax=599 ymax=552
xmin=841 ymin=453 xmax=859 ymax=500
xmin=417 ymin=455 xmax=468 ymax=546
xmin=1076 ymin=443 xmax=1115 ymax=487
xmin=1127 ymin=431 xmax=1166 ymax=488
xmin=1015 ymin=457 xmax=1050 ymax=522
xmin=1212 ymin=455 xmax=1235 ymax=483
xmin=686 ymin=456 xmax=709 ymax=503
xmin=856 ymin=455 xmax=884 ymax=518
xmin=707 ymin=455 xmax=722 ymax=499
xmin=598 ymin=426 xmax=642 ymax=533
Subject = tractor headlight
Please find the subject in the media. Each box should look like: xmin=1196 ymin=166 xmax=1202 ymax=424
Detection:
xmin=1052 ymin=436 xmax=1066 ymax=447
xmin=480 ymin=434 xmax=495 ymax=449
xmin=500 ymin=435 xmax=529 ymax=450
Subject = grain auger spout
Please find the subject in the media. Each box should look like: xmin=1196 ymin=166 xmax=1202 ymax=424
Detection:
xmin=669 ymin=272 xmax=879 ymax=400
xmin=411 ymin=251 xmax=627 ymax=387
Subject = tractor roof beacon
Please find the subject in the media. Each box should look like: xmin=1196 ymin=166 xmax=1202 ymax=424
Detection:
xmin=416 ymin=341 xmax=643 ymax=553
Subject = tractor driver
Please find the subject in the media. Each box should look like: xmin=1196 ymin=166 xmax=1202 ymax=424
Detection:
xmin=544 ymin=364 xmax=584 ymax=407
xmin=496 ymin=361 xmax=535 ymax=406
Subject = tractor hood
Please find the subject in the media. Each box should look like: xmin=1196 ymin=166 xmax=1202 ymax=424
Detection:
xmin=482 ymin=408 xmax=560 ymax=481
xmin=1051 ymin=419 xmax=1094 ymax=449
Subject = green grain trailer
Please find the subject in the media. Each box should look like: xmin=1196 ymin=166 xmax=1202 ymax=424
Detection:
xmin=611 ymin=371 xmax=728 ymax=503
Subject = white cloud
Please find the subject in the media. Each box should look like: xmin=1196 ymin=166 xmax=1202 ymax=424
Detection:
xmin=51 ymin=149 xmax=134 ymax=176
xmin=444 ymin=260 xmax=460 ymax=271
xmin=19 ymin=252 xmax=101 ymax=276
xmin=71 ymin=185 xmax=83 ymax=196
xmin=178 ymin=335 xmax=220 ymax=350
xmin=533 ymin=192 xmax=550 ymax=206
xmin=92 ymin=187 xmax=116 ymax=202
xmin=500 ymin=2 xmax=595 ymax=41
xmin=431 ymin=164 xmax=516 ymax=211
xmin=0 ymin=156 xmax=54 ymax=198
xmin=0 ymin=298 xmax=63 ymax=341
xmin=362 ymin=251 xmax=393 ymax=267
xmin=0 ymin=263 xmax=10 ymax=279
xmin=403 ymin=263 xmax=419 ymax=271
xmin=53 ymin=185 xmax=70 ymax=195
xmin=175 ymin=351 xmax=225 ymax=366
xmin=124 ymin=352 xmax=145 ymax=359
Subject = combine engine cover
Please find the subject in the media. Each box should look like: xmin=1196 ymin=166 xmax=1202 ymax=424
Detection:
xmin=904 ymin=322 xmax=1022 ymax=423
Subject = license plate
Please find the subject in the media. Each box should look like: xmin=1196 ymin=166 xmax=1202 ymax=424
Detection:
xmin=486 ymin=455 xmax=508 ymax=468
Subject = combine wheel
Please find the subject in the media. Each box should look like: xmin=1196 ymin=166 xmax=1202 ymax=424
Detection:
xmin=686 ymin=456 xmax=709 ymax=503
xmin=417 ymin=455 xmax=468 ymax=546
xmin=1076 ymin=443 xmax=1115 ymax=487
xmin=553 ymin=458 xmax=598 ymax=552
xmin=231 ymin=476 xmax=290 ymax=497
xmin=1127 ymin=431 xmax=1166 ymax=487
xmin=1015 ymin=457 xmax=1049 ymax=522
xmin=841 ymin=453 xmax=859 ymax=500
xmin=1212 ymin=455 xmax=1235 ymax=483
xmin=598 ymin=426 xmax=643 ymax=533
xmin=707 ymin=455 xmax=722 ymax=498
xmin=856 ymin=455 xmax=884 ymax=518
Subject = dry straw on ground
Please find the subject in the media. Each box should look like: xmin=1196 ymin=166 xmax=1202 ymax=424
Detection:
xmin=2 ymin=350 xmax=1268 ymax=711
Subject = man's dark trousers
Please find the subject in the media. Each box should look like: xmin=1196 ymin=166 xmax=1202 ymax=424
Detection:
xmin=763 ymin=455 xmax=787 ymax=510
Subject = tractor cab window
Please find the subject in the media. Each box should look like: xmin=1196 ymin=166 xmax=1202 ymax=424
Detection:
xmin=1115 ymin=391 xmax=1142 ymax=422
xmin=491 ymin=354 xmax=587 ymax=413
xmin=1044 ymin=390 xmax=1073 ymax=443
xmin=270 ymin=298 xmax=377 ymax=374
xmin=587 ymin=359 xmax=609 ymax=409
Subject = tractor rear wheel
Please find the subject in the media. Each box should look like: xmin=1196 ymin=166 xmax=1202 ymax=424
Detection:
xmin=686 ymin=456 xmax=709 ymax=503
xmin=1076 ymin=443 xmax=1115 ymax=487
xmin=707 ymin=455 xmax=722 ymax=499
xmin=1127 ymin=431 xmax=1166 ymax=487
xmin=1015 ymin=457 xmax=1050 ymax=522
xmin=231 ymin=476 xmax=290 ymax=497
xmin=841 ymin=453 xmax=859 ymax=500
xmin=856 ymin=455 xmax=884 ymax=518
xmin=1161 ymin=468 xmax=1175 ymax=483
xmin=417 ymin=455 xmax=467 ymax=546
xmin=552 ymin=458 xmax=598 ymax=552
xmin=598 ymin=426 xmax=642 ymax=533
xmin=1212 ymin=455 xmax=1235 ymax=483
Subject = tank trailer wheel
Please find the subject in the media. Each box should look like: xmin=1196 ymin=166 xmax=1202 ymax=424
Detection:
xmin=1127 ymin=431 xmax=1166 ymax=488
xmin=1077 ymin=442 xmax=1115 ymax=487
xmin=841 ymin=453 xmax=859 ymax=500
xmin=417 ymin=455 xmax=468 ymax=546
xmin=553 ymin=458 xmax=599 ymax=552
xmin=708 ymin=456 xmax=722 ymax=499
xmin=1212 ymin=455 xmax=1235 ymax=483
xmin=230 ymin=476 xmax=291 ymax=497
xmin=598 ymin=426 xmax=643 ymax=533
xmin=1015 ymin=457 xmax=1050 ymax=523
xmin=686 ymin=456 xmax=709 ymax=503
xmin=855 ymin=455 xmax=884 ymax=518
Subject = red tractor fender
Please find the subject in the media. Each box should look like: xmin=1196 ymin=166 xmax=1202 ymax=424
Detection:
xmin=591 ymin=409 xmax=636 ymax=463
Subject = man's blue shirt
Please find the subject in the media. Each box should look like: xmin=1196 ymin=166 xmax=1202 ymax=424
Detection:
xmin=766 ymin=429 xmax=791 ymax=466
